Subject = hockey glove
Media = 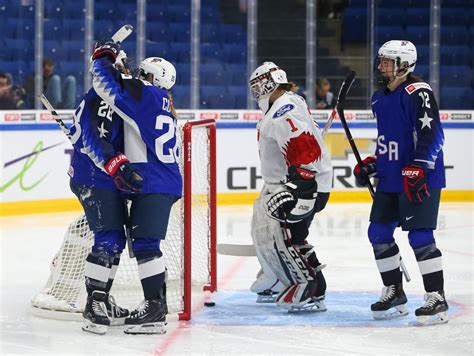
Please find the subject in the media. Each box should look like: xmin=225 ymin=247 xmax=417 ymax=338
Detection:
xmin=92 ymin=39 xmax=121 ymax=63
xmin=353 ymin=155 xmax=377 ymax=187
xmin=402 ymin=163 xmax=430 ymax=204
xmin=267 ymin=166 xmax=318 ymax=223
xmin=105 ymin=154 xmax=143 ymax=193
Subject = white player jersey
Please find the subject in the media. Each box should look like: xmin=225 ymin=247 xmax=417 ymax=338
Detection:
xmin=257 ymin=92 xmax=332 ymax=192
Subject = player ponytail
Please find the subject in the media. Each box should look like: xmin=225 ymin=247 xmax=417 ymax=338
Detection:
xmin=407 ymin=73 xmax=423 ymax=83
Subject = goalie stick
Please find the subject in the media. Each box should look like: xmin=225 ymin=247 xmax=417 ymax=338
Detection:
xmin=217 ymin=71 xmax=356 ymax=258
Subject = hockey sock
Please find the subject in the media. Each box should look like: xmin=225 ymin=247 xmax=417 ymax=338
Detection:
xmin=136 ymin=255 xmax=166 ymax=300
xmin=84 ymin=251 xmax=115 ymax=295
xmin=413 ymin=243 xmax=444 ymax=292
xmin=372 ymin=242 xmax=402 ymax=286
xmin=105 ymin=256 xmax=120 ymax=293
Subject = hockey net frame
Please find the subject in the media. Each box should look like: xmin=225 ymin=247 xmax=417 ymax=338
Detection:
xmin=31 ymin=119 xmax=217 ymax=321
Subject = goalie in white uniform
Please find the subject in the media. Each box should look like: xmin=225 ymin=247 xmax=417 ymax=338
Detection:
xmin=249 ymin=62 xmax=333 ymax=312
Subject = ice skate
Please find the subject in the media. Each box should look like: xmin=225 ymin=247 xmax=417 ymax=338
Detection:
xmin=251 ymin=268 xmax=285 ymax=303
xmin=81 ymin=291 xmax=110 ymax=335
xmin=371 ymin=283 xmax=408 ymax=320
xmin=105 ymin=294 xmax=129 ymax=325
xmin=124 ymin=298 xmax=167 ymax=335
xmin=256 ymin=289 xmax=279 ymax=303
xmin=277 ymin=282 xmax=327 ymax=313
xmin=415 ymin=291 xmax=449 ymax=325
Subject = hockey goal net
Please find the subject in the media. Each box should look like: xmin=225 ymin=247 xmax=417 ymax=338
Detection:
xmin=31 ymin=119 xmax=217 ymax=321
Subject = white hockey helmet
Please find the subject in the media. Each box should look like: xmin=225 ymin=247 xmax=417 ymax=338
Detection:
xmin=139 ymin=57 xmax=176 ymax=89
xmin=377 ymin=40 xmax=417 ymax=84
xmin=249 ymin=62 xmax=288 ymax=111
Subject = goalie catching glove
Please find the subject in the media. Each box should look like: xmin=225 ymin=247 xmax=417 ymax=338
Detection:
xmin=105 ymin=153 xmax=143 ymax=193
xmin=266 ymin=166 xmax=317 ymax=223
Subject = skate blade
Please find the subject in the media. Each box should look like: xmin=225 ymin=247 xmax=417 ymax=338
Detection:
xmin=373 ymin=304 xmax=408 ymax=320
xmin=82 ymin=320 xmax=108 ymax=335
xmin=110 ymin=316 xmax=128 ymax=326
xmin=256 ymin=295 xmax=277 ymax=303
xmin=416 ymin=311 xmax=449 ymax=326
xmin=286 ymin=300 xmax=327 ymax=313
xmin=124 ymin=322 xmax=167 ymax=335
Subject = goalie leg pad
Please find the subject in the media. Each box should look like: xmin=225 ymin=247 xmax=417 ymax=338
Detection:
xmin=252 ymin=194 xmax=320 ymax=302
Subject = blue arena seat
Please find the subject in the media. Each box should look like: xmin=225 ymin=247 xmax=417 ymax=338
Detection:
xmin=376 ymin=8 xmax=405 ymax=27
xmin=441 ymin=87 xmax=473 ymax=109
xmin=441 ymin=8 xmax=468 ymax=26
xmin=147 ymin=22 xmax=169 ymax=42
xmin=441 ymin=46 xmax=471 ymax=66
xmin=169 ymin=23 xmax=190 ymax=42
xmin=406 ymin=8 xmax=430 ymax=26
xmin=406 ymin=26 xmax=430 ymax=45
xmin=375 ymin=26 xmax=406 ymax=45
xmin=440 ymin=65 xmax=471 ymax=86
xmin=441 ymin=26 xmax=469 ymax=46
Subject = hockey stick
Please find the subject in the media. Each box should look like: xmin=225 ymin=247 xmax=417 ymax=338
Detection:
xmin=111 ymin=24 xmax=134 ymax=45
xmin=321 ymin=71 xmax=356 ymax=137
xmin=336 ymin=74 xmax=411 ymax=283
xmin=218 ymin=72 xmax=357 ymax=257
xmin=40 ymin=94 xmax=72 ymax=139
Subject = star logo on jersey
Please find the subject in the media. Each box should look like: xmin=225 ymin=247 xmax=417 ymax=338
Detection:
xmin=418 ymin=112 xmax=433 ymax=130
xmin=98 ymin=122 xmax=109 ymax=138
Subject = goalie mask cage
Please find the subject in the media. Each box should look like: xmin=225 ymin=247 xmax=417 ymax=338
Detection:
xmin=31 ymin=119 xmax=217 ymax=321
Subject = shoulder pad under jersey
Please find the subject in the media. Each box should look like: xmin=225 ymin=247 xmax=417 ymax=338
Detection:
xmin=404 ymin=82 xmax=432 ymax=95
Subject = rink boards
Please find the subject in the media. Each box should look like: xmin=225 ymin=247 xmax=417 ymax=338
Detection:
xmin=0 ymin=109 xmax=473 ymax=215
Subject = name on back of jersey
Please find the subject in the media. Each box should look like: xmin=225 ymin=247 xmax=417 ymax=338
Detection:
xmin=405 ymin=82 xmax=432 ymax=95
xmin=273 ymin=103 xmax=295 ymax=119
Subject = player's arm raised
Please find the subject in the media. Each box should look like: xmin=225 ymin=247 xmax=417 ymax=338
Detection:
xmin=90 ymin=40 xmax=143 ymax=135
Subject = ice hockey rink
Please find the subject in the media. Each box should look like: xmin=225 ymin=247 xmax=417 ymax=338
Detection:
xmin=1 ymin=202 xmax=472 ymax=355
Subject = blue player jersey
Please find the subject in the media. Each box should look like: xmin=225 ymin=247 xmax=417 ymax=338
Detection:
xmin=68 ymin=89 xmax=124 ymax=190
xmin=91 ymin=58 xmax=182 ymax=197
xmin=371 ymin=80 xmax=446 ymax=193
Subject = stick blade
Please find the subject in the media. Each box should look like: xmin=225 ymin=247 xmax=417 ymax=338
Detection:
xmin=336 ymin=70 xmax=356 ymax=104
xmin=112 ymin=24 xmax=134 ymax=44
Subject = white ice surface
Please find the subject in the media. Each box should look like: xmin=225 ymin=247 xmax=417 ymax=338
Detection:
xmin=1 ymin=203 xmax=473 ymax=355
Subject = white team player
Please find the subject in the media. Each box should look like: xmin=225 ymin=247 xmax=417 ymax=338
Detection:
xmin=248 ymin=62 xmax=333 ymax=312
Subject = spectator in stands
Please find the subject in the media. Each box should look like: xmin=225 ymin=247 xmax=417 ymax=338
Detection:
xmin=0 ymin=72 xmax=26 ymax=110
xmin=315 ymin=78 xmax=335 ymax=109
xmin=288 ymin=81 xmax=307 ymax=99
xmin=24 ymin=58 xmax=77 ymax=109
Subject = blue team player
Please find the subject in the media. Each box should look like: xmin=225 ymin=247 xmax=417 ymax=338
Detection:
xmin=74 ymin=39 xmax=181 ymax=335
xmin=353 ymin=40 xmax=448 ymax=325
xmin=68 ymin=50 xmax=141 ymax=334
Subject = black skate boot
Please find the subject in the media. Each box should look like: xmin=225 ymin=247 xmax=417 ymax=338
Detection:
xmin=124 ymin=298 xmax=167 ymax=335
xmin=105 ymin=294 xmax=129 ymax=325
xmin=415 ymin=291 xmax=449 ymax=325
xmin=82 ymin=290 xmax=110 ymax=335
xmin=371 ymin=283 xmax=408 ymax=320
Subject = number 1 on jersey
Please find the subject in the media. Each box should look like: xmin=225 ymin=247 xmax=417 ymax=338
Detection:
xmin=286 ymin=118 xmax=298 ymax=132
